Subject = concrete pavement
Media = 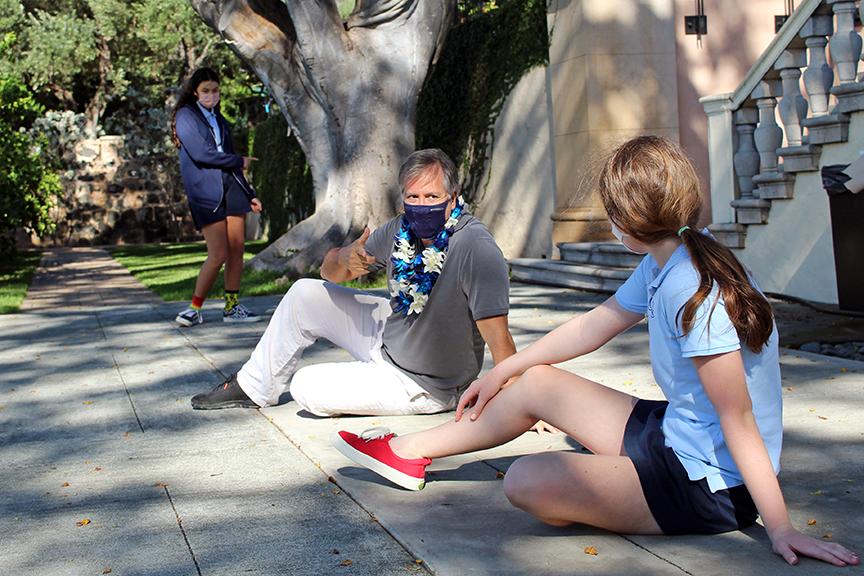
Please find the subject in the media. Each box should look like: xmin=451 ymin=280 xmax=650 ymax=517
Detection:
xmin=1 ymin=247 xmax=862 ymax=575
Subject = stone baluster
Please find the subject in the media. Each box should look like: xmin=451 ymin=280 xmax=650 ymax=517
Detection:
xmin=860 ymin=1 xmax=864 ymax=81
xmin=826 ymin=1 xmax=864 ymax=117
xmin=733 ymin=108 xmax=760 ymax=201
xmin=777 ymin=43 xmax=823 ymax=173
xmin=828 ymin=1 xmax=862 ymax=85
xmin=731 ymin=87 xmax=775 ymax=224
xmin=801 ymin=15 xmax=834 ymax=118
xmin=752 ymin=81 xmax=784 ymax=176
xmin=775 ymin=49 xmax=808 ymax=147
xmin=750 ymin=79 xmax=795 ymax=203
xmin=805 ymin=5 xmax=852 ymax=143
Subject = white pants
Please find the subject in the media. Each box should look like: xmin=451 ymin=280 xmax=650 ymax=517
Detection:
xmin=236 ymin=279 xmax=454 ymax=416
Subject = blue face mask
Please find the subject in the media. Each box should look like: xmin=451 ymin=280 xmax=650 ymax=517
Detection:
xmin=403 ymin=198 xmax=451 ymax=239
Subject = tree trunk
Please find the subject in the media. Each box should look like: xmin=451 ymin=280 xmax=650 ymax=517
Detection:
xmin=83 ymin=36 xmax=113 ymax=136
xmin=188 ymin=0 xmax=454 ymax=271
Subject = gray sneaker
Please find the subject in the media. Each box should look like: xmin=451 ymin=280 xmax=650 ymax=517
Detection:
xmin=223 ymin=303 xmax=261 ymax=323
xmin=191 ymin=373 xmax=258 ymax=410
xmin=175 ymin=308 xmax=203 ymax=327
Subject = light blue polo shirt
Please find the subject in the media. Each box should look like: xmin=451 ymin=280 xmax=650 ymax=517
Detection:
xmin=615 ymin=244 xmax=783 ymax=492
xmin=196 ymin=102 xmax=223 ymax=152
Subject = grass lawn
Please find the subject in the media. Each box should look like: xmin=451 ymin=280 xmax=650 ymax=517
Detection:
xmin=107 ymin=239 xmax=385 ymax=302
xmin=0 ymin=250 xmax=43 ymax=313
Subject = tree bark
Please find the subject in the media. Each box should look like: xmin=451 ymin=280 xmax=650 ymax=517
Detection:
xmin=83 ymin=35 xmax=114 ymax=135
xmin=188 ymin=0 xmax=454 ymax=271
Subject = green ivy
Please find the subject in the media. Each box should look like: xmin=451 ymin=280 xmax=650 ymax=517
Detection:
xmin=0 ymin=44 xmax=61 ymax=254
xmin=416 ymin=0 xmax=549 ymax=204
xmin=248 ymin=112 xmax=314 ymax=239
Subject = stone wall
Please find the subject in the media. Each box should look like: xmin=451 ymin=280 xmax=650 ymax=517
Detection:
xmin=22 ymin=137 xmax=201 ymax=248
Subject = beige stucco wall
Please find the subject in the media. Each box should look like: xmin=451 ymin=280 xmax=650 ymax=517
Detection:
xmin=673 ymin=0 xmax=782 ymax=223
xmin=474 ymin=66 xmax=557 ymax=259
xmin=545 ymin=0 xmax=784 ymax=243
xmin=547 ymin=0 xmax=681 ymax=249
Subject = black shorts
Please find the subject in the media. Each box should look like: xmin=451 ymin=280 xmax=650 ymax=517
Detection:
xmin=189 ymin=172 xmax=252 ymax=230
xmin=623 ymin=399 xmax=759 ymax=535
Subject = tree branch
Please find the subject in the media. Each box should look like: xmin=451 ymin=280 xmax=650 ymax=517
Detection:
xmin=283 ymin=0 xmax=343 ymax=50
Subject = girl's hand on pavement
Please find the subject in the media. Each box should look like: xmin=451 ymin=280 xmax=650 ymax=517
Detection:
xmin=771 ymin=526 xmax=859 ymax=567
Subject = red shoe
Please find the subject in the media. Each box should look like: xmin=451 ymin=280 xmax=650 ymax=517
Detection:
xmin=331 ymin=427 xmax=431 ymax=491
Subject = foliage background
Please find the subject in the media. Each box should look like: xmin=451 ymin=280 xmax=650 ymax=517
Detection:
xmin=0 ymin=0 xmax=549 ymax=253
xmin=417 ymin=0 xmax=549 ymax=205
xmin=0 ymin=32 xmax=60 ymax=253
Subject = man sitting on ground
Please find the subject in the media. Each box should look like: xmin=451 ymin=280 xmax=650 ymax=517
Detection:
xmin=190 ymin=148 xmax=516 ymax=416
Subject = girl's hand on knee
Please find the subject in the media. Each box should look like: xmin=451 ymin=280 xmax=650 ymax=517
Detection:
xmin=456 ymin=374 xmax=506 ymax=422
xmin=771 ymin=526 xmax=859 ymax=567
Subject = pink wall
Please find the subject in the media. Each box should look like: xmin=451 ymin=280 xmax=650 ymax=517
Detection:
xmin=673 ymin=0 xmax=781 ymax=223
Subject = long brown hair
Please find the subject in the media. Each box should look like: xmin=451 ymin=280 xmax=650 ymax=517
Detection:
xmin=598 ymin=136 xmax=774 ymax=353
xmin=170 ymin=67 xmax=220 ymax=149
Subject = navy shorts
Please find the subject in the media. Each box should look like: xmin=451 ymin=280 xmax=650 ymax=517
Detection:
xmin=189 ymin=172 xmax=253 ymax=230
xmin=623 ymin=399 xmax=759 ymax=535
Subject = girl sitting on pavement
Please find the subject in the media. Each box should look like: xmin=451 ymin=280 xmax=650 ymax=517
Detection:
xmin=332 ymin=136 xmax=859 ymax=567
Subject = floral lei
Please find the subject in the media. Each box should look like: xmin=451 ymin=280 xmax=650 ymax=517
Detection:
xmin=390 ymin=197 xmax=465 ymax=315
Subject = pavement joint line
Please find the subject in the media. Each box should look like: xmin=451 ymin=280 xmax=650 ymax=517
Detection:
xmin=619 ymin=534 xmax=693 ymax=575
xmin=112 ymin=352 xmax=145 ymax=433
xmin=255 ymin=409 xmax=437 ymax=575
xmin=162 ymin=484 xmax=203 ymax=576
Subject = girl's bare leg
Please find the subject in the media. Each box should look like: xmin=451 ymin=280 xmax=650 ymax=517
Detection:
xmin=389 ymin=364 xmax=659 ymax=533
xmin=391 ymin=364 xmax=638 ymax=460
xmin=223 ymin=214 xmax=246 ymax=292
xmin=194 ymin=221 xmax=229 ymax=299
xmin=503 ymin=451 xmax=661 ymax=533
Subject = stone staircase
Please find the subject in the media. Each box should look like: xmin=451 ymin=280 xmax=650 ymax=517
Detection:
xmin=509 ymin=242 xmax=639 ymax=293
xmin=699 ymin=0 xmax=864 ymax=307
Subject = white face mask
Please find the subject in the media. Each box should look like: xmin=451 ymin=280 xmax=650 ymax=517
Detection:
xmin=610 ymin=222 xmax=647 ymax=255
xmin=197 ymin=91 xmax=220 ymax=110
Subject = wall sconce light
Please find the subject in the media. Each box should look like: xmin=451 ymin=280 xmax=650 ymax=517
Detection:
xmin=685 ymin=0 xmax=707 ymax=47
xmin=776 ymin=0 xmax=795 ymax=33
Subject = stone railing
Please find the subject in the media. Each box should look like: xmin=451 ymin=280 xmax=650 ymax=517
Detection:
xmin=700 ymin=0 xmax=864 ymax=247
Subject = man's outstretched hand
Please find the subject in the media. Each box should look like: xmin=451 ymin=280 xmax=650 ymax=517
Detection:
xmin=338 ymin=227 xmax=376 ymax=277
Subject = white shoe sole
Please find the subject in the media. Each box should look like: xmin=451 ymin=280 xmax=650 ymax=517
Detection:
xmin=330 ymin=431 xmax=425 ymax=491
xmin=175 ymin=315 xmax=201 ymax=327
xmin=222 ymin=315 xmax=262 ymax=323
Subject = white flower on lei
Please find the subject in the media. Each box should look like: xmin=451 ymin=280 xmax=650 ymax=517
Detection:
xmin=406 ymin=288 xmax=428 ymax=315
xmin=389 ymin=277 xmax=411 ymax=297
xmin=421 ymin=247 xmax=447 ymax=274
xmin=393 ymin=237 xmax=413 ymax=262
xmin=443 ymin=197 xmax=464 ymax=229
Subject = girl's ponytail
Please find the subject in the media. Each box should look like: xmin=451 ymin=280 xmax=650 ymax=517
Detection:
xmin=677 ymin=228 xmax=774 ymax=353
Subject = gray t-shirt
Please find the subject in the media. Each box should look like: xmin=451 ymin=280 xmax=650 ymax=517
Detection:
xmin=365 ymin=212 xmax=510 ymax=404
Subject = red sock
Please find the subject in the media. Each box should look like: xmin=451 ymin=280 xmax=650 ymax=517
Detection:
xmin=190 ymin=295 xmax=205 ymax=310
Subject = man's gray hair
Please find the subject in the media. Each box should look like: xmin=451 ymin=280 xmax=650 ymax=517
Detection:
xmin=398 ymin=149 xmax=459 ymax=197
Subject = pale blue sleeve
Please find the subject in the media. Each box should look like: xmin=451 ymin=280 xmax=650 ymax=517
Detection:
xmin=614 ymin=256 xmax=652 ymax=314
xmin=662 ymin=272 xmax=740 ymax=358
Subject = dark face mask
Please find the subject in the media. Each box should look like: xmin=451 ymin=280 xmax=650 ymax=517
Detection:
xmin=403 ymin=198 xmax=450 ymax=239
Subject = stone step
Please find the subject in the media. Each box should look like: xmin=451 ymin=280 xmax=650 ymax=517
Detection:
xmin=509 ymin=258 xmax=632 ymax=293
xmin=557 ymin=241 xmax=643 ymax=268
